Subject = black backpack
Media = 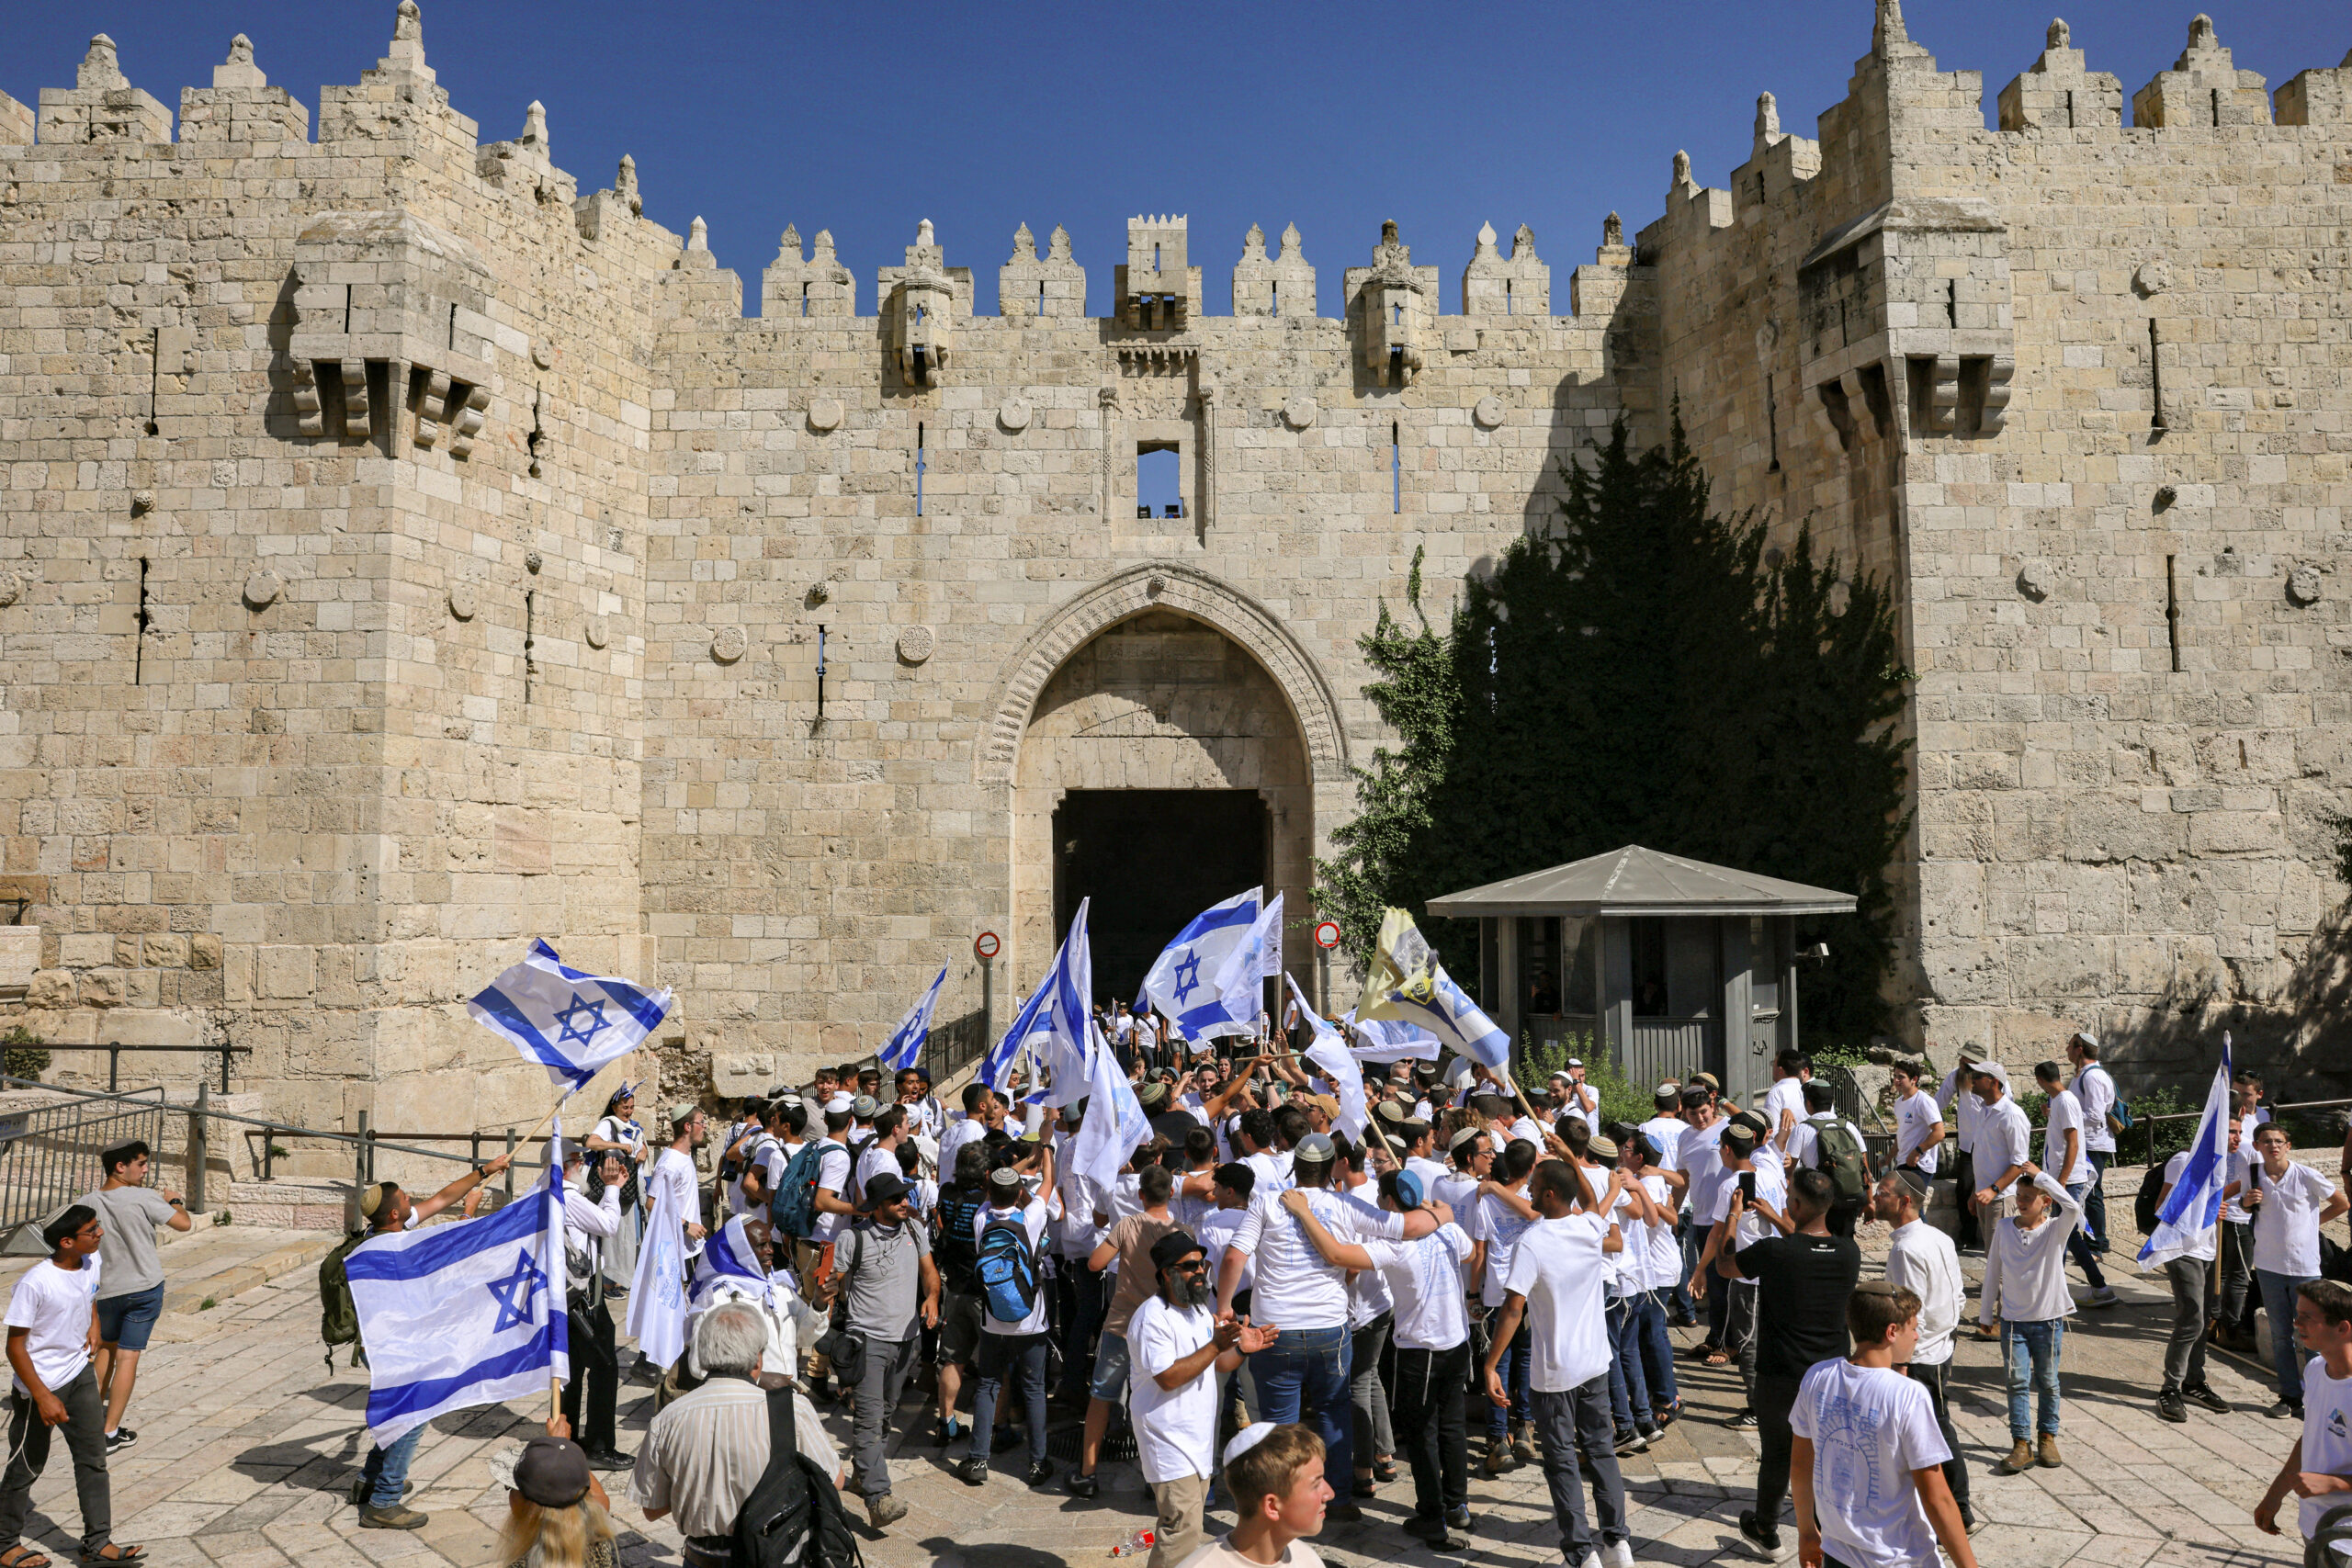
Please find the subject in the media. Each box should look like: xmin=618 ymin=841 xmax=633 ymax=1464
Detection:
xmin=933 ymin=1186 xmax=987 ymax=1294
xmin=732 ymin=1384 xmax=863 ymax=1568
xmin=318 ymin=1230 xmax=367 ymax=1371
xmin=2134 ymin=1162 xmax=2168 ymax=1237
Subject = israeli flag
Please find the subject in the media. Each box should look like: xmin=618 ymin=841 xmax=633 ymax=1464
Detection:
xmin=469 ymin=941 xmax=673 ymax=1094
xmin=1259 ymin=891 xmax=1286 ymax=981
xmin=1040 ymin=897 xmax=1097 ymax=1104
xmin=625 ymin=1155 xmax=692 ymax=1371
xmin=980 ymin=982 xmax=1053 ymax=1094
xmin=2138 ymin=1035 xmax=2233 ymax=1271
xmin=1137 ymin=887 xmax=1261 ymax=1021
xmin=689 ymin=1215 xmax=773 ymax=1311
xmin=1342 ymin=1010 xmax=1442 ymax=1065
xmin=879 ymin=964 xmax=949 ymax=1073
xmin=1172 ymin=898 xmax=1278 ymax=1042
xmin=1357 ymin=908 xmax=1511 ymax=1069
xmin=1290 ymin=973 xmax=1368 ymax=1142
xmin=1069 ymin=1015 xmax=1151 ymax=1200
xmin=345 ymin=1129 xmax=571 ymax=1449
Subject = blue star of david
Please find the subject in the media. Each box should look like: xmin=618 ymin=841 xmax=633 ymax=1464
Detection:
xmin=552 ymin=995 xmax=611 ymax=1048
xmin=485 ymin=1247 xmax=548 ymax=1332
xmin=1171 ymin=952 xmax=1203 ymax=1002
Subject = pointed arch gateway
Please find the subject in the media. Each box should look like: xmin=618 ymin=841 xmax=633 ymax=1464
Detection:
xmin=980 ymin=563 xmax=1353 ymax=1005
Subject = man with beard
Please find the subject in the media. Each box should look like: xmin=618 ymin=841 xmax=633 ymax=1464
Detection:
xmin=1129 ymin=1231 xmax=1275 ymax=1568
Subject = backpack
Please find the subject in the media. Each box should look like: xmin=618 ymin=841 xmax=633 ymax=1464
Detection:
xmin=1808 ymin=1115 xmax=1869 ymax=1206
xmin=731 ymin=1383 xmax=864 ymax=1568
xmin=2134 ymin=1162 xmax=2167 ymax=1237
xmin=319 ymin=1231 xmax=368 ymax=1371
xmin=976 ymin=1207 xmax=1040 ymax=1325
xmin=933 ymin=1187 xmax=987 ymax=1295
xmin=769 ymin=1140 xmax=832 ymax=1241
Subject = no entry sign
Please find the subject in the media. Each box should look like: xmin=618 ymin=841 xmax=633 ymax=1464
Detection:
xmin=974 ymin=931 xmax=1001 ymax=961
xmin=1314 ymin=920 xmax=1341 ymax=950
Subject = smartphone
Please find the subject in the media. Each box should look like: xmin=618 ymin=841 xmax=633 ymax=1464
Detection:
xmin=1738 ymin=1172 xmax=1757 ymax=1202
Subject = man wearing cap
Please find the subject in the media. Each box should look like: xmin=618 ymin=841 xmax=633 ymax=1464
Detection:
xmin=1130 ymin=1230 xmax=1274 ymax=1568
xmin=1216 ymin=1131 xmax=1440 ymax=1525
xmin=1873 ymin=1166 xmax=1973 ymax=1532
xmin=1967 ymin=1063 xmax=2032 ymax=1227
xmin=79 ymin=1138 xmax=190 ymax=1457
xmin=828 ymin=1170 xmax=940 ymax=1528
xmin=560 ymin=1144 xmax=632 ymax=1471
xmin=1558 ymin=1062 xmax=1601 ymax=1141
xmin=2064 ymin=1032 xmax=2119 ymax=1263
xmin=345 ymin=1152 xmax=514 ymax=1529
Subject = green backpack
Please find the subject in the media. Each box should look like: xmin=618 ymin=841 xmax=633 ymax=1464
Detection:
xmin=318 ymin=1231 xmax=368 ymax=1371
xmin=1808 ymin=1115 xmax=1870 ymax=1206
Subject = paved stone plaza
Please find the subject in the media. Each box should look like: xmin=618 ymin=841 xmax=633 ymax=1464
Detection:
xmin=2 ymin=1182 xmax=2306 ymax=1568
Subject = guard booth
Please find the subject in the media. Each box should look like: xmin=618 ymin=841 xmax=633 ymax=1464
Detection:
xmin=1425 ymin=845 xmax=1857 ymax=1109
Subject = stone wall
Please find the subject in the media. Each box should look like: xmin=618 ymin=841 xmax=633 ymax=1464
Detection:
xmin=0 ymin=0 xmax=2348 ymax=1127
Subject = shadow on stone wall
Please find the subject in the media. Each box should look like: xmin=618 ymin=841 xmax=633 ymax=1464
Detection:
xmin=2106 ymin=901 xmax=2352 ymax=1107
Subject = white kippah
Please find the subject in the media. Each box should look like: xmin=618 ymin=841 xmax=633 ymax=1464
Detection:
xmin=1223 ymin=1422 xmax=1276 ymax=1470
xmin=824 ymin=1093 xmax=854 ymax=1114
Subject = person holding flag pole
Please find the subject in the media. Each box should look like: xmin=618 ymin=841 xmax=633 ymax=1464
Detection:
xmin=1354 ymin=908 xmax=1555 ymax=1145
xmin=2140 ymin=1034 xmax=2241 ymax=1426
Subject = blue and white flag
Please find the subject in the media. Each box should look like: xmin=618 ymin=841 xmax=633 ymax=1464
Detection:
xmin=345 ymin=1127 xmax=571 ymax=1449
xmin=2138 ymin=1034 xmax=2233 ymax=1271
xmin=1259 ymin=891 xmax=1286 ymax=982
xmin=1356 ymin=908 xmax=1511 ymax=1069
xmin=625 ymin=1154 xmax=692 ymax=1371
xmin=878 ymin=964 xmax=949 ymax=1073
xmin=1137 ymin=886 xmax=1261 ymax=1021
xmin=1040 ymin=898 xmax=1097 ymax=1105
xmin=689 ymin=1215 xmax=773 ymax=1311
xmin=1172 ymin=898 xmax=1278 ymax=1042
xmin=1068 ymin=1016 xmax=1151 ymax=1200
xmin=469 ymin=941 xmax=674 ymax=1094
xmin=1342 ymin=1010 xmax=1442 ymax=1065
xmin=1290 ymin=973 xmax=1367 ymax=1143
xmin=979 ymin=982 xmax=1053 ymax=1095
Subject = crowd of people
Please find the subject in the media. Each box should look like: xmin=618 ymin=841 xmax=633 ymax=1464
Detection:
xmin=277 ymin=1016 xmax=2352 ymax=1568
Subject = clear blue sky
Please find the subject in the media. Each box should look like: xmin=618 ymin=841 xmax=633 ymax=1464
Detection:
xmin=6 ymin=2 xmax=2339 ymax=318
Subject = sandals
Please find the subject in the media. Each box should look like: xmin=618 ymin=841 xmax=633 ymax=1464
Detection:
xmin=1702 ymin=1348 xmax=1732 ymax=1368
xmin=1372 ymin=1459 xmax=1398 ymax=1483
xmin=0 ymin=1549 xmax=51 ymax=1568
xmin=78 ymin=1550 xmax=143 ymax=1566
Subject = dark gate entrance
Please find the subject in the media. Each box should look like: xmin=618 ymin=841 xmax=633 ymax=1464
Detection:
xmin=1054 ymin=789 xmax=1267 ymax=1006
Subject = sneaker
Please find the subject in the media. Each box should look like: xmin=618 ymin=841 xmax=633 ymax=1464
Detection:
xmin=1604 ymin=1540 xmax=1636 ymax=1568
xmin=2185 ymin=1384 xmax=2232 ymax=1415
xmin=102 ymin=1428 xmax=136 ymax=1456
xmin=1325 ymin=1502 xmax=1364 ymax=1524
xmin=1481 ymin=1437 xmax=1513 ymax=1476
xmin=582 ymin=1448 xmax=632 ymax=1471
xmin=1612 ymin=1428 xmax=1648 ymax=1457
xmin=1401 ymin=1517 xmax=1447 ymax=1542
xmin=1025 ymin=1459 xmax=1055 ymax=1488
xmin=1737 ymin=1507 xmax=1781 ymax=1557
xmin=865 ymin=1494 xmax=908 ymax=1529
xmin=1960 ymin=1506 xmax=1978 ymax=1535
xmin=2155 ymin=1391 xmax=2188 ymax=1424
xmin=2082 ymin=1286 xmax=2120 ymax=1311
xmin=937 ymin=1416 xmax=965 ymax=1447
xmin=1066 ymin=1471 xmax=1099 ymax=1499
xmin=1510 ymin=1420 xmax=1536 ymax=1464
xmin=2268 ymin=1399 xmax=2301 ymax=1420
xmin=358 ymin=1504 xmax=429 ymax=1531
xmin=1726 ymin=1409 xmax=1758 ymax=1431
xmin=957 ymin=1458 xmax=988 ymax=1487
xmin=1445 ymin=1506 xmax=1475 ymax=1532
xmin=1574 ymin=1555 xmax=1604 ymax=1568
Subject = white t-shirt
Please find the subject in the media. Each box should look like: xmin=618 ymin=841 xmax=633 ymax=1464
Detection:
xmin=1228 ymin=1187 xmax=1402 ymax=1331
xmin=1476 ymin=1188 xmax=1537 ymax=1309
xmin=1197 ymin=1206 xmax=1254 ymax=1296
xmin=1893 ymin=1090 xmax=1941 ymax=1176
xmin=1610 ymin=1173 xmax=1679 ymax=1295
xmin=650 ymin=1146 xmax=701 ymax=1235
xmin=1501 ymin=1213 xmax=1612 ymax=1393
xmin=1243 ymin=1149 xmax=1293 ymax=1199
xmin=1637 ymin=1116 xmax=1686 ymax=1172
xmin=1682 ymin=1120 xmax=1728 ymax=1217
xmin=2301 ymin=1356 xmax=2352 ymax=1543
xmin=975 ymin=1198 xmax=1051 ymax=1336
xmin=2040 ymin=1091 xmax=2088 ymax=1186
xmin=5 ymin=1258 xmax=101 ymax=1394
xmin=1128 ymin=1294 xmax=1220 ymax=1483
xmin=809 ymin=1138 xmax=854 ymax=1243
xmin=1361 ymin=1225 xmax=1474 ymax=1351
xmin=2073 ymin=1064 xmax=2118 ymax=1155
xmin=937 ymin=1116 xmax=987 ymax=1181
xmin=1973 ymin=1097 xmax=2031 ymax=1188
xmin=1764 ymin=1077 xmax=1806 ymax=1143
xmin=2222 ymin=1143 xmax=2256 ymax=1225
xmin=1789 ymin=1358 xmax=1951 ymax=1568
xmin=2253 ymin=1161 xmax=2339 ymax=1279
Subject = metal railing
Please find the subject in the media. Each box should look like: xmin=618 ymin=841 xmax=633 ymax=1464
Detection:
xmin=2125 ymin=1095 xmax=2352 ymax=1167
xmin=50 ymin=1041 xmax=250 ymax=1095
xmin=0 ymin=1089 xmax=169 ymax=1254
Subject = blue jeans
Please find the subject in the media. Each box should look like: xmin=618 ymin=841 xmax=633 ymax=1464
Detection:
xmin=2259 ymin=1269 xmax=2319 ymax=1404
xmin=360 ymin=1423 xmax=422 ymax=1509
xmin=2064 ymin=1181 xmax=2109 ymax=1290
xmin=1606 ymin=1298 xmax=1645 ymax=1434
xmin=969 ymin=1331 xmax=1048 ymax=1466
xmin=1487 ymin=1319 xmax=1531 ymax=1438
xmin=2000 ymin=1317 xmax=2064 ymax=1440
xmin=1620 ymin=1292 xmax=1676 ymax=1415
xmin=1249 ymin=1324 xmax=1352 ymax=1487
xmin=2083 ymin=1150 xmax=2110 ymax=1256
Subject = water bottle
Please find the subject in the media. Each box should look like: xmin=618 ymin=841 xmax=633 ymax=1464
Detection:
xmin=1110 ymin=1529 xmax=1156 ymax=1558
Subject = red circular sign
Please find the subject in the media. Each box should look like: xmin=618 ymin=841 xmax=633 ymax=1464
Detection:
xmin=1314 ymin=920 xmax=1342 ymax=950
xmin=974 ymin=931 xmax=1001 ymax=960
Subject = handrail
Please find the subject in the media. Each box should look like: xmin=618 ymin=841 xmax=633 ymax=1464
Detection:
xmin=2126 ymin=1095 xmax=2352 ymax=1167
xmin=47 ymin=1042 xmax=251 ymax=1095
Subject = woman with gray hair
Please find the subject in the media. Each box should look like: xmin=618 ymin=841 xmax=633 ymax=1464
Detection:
xmin=628 ymin=1303 xmax=841 ymax=1566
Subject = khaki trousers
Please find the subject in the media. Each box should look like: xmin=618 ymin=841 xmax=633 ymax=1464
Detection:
xmin=1148 ymin=1472 xmax=1207 ymax=1568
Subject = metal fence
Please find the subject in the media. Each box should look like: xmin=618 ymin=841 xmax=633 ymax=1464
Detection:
xmin=2123 ymin=1095 xmax=2352 ymax=1168
xmin=0 ymin=1089 xmax=167 ymax=1255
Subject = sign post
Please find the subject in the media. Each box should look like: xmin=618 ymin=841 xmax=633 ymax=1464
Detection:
xmin=975 ymin=931 xmax=1001 ymax=1059
xmin=1313 ymin=919 xmax=1341 ymax=1016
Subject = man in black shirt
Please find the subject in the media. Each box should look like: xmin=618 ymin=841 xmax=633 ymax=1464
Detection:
xmin=1722 ymin=1167 xmax=1861 ymax=1558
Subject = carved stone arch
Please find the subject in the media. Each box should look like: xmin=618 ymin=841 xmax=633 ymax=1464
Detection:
xmin=977 ymin=561 xmax=1350 ymax=786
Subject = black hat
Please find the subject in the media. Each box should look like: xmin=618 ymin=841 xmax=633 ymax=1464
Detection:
xmin=864 ymin=1171 xmax=911 ymax=1207
xmin=1149 ymin=1230 xmax=1204 ymax=1272
xmin=513 ymin=1435 xmax=592 ymax=1507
